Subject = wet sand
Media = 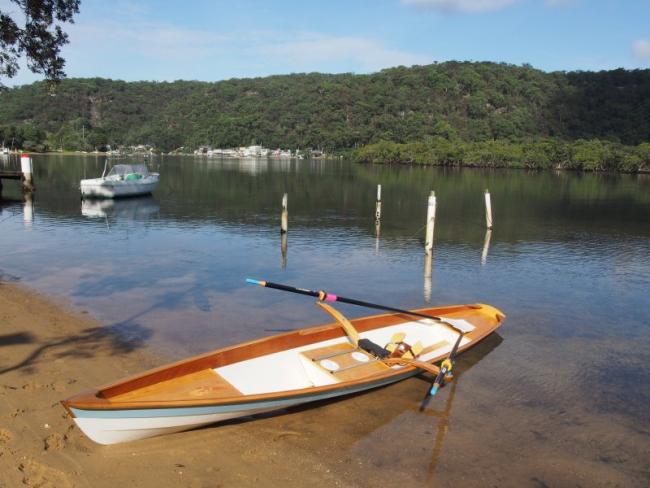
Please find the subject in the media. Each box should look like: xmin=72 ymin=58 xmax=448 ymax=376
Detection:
xmin=0 ymin=282 xmax=360 ymax=488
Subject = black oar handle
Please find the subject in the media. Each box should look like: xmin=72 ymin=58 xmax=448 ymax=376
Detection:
xmin=337 ymin=296 xmax=443 ymax=322
xmin=248 ymin=280 xmax=320 ymax=299
xmin=246 ymin=278 xmax=444 ymax=322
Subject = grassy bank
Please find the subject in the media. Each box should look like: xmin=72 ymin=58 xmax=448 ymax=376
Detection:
xmin=352 ymin=138 xmax=650 ymax=173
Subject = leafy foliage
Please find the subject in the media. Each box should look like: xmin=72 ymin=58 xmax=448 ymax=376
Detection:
xmin=352 ymin=138 xmax=650 ymax=173
xmin=0 ymin=0 xmax=80 ymax=84
xmin=0 ymin=62 xmax=649 ymax=171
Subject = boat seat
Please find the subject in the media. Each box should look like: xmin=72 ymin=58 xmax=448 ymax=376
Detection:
xmin=301 ymin=343 xmax=390 ymax=382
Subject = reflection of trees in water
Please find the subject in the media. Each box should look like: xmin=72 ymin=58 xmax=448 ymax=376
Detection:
xmin=334 ymin=332 xmax=504 ymax=484
xmin=426 ymin=378 xmax=458 ymax=481
xmin=28 ymin=155 xmax=649 ymax=245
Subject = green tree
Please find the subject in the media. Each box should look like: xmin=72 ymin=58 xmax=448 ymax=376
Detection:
xmin=0 ymin=0 xmax=80 ymax=85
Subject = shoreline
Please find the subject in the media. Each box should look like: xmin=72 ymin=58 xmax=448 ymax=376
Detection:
xmin=0 ymin=281 xmax=362 ymax=488
xmin=7 ymin=150 xmax=649 ymax=174
xmin=355 ymin=160 xmax=650 ymax=175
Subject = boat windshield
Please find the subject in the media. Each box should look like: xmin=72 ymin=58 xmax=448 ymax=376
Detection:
xmin=106 ymin=164 xmax=149 ymax=177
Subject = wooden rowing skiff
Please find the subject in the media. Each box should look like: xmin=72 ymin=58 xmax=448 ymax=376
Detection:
xmin=62 ymin=302 xmax=505 ymax=444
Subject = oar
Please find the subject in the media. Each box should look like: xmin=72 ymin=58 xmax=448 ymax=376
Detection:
xmin=247 ymin=278 xmax=465 ymax=396
xmin=429 ymin=331 xmax=464 ymax=396
xmin=245 ymin=278 xmax=465 ymax=332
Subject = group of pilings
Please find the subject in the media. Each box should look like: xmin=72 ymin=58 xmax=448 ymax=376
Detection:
xmin=0 ymin=154 xmax=35 ymax=200
xmin=277 ymin=185 xmax=494 ymax=278
xmin=373 ymin=184 xmax=494 ymax=252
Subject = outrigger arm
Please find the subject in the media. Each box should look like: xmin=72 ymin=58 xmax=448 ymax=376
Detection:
xmin=316 ymin=301 xmax=441 ymax=377
xmin=316 ymin=302 xmax=360 ymax=347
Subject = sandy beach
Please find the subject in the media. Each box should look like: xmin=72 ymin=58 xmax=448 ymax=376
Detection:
xmin=2 ymin=280 xmax=647 ymax=488
xmin=0 ymin=282 xmax=368 ymax=488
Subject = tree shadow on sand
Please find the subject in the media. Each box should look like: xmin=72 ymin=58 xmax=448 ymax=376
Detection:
xmin=0 ymin=321 xmax=152 ymax=376
xmin=0 ymin=332 xmax=35 ymax=347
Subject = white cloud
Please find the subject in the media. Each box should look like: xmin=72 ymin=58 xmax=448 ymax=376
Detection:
xmin=56 ymin=20 xmax=432 ymax=81
xmin=262 ymin=34 xmax=431 ymax=72
xmin=632 ymin=40 xmax=650 ymax=61
xmin=67 ymin=21 xmax=229 ymax=61
xmin=546 ymin=0 xmax=579 ymax=6
xmin=401 ymin=0 xmax=518 ymax=13
xmin=108 ymin=1 xmax=152 ymax=17
xmin=65 ymin=21 xmax=430 ymax=74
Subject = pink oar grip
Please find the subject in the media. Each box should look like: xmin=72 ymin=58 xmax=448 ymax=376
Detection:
xmin=325 ymin=294 xmax=338 ymax=302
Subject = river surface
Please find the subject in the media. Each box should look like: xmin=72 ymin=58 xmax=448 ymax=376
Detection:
xmin=1 ymin=154 xmax=649 ymax=486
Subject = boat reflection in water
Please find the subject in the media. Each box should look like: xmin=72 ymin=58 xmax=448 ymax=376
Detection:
xmin=422 ymin=332 xmax=503 ymax=479
xmin=347 ymin=332 xmax=503 ymax=484
xmin=81 ymin=196 xmax=160 ymax=220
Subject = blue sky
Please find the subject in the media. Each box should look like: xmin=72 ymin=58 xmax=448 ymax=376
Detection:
xmin=3 ymin=0 xmax=650 ymax=85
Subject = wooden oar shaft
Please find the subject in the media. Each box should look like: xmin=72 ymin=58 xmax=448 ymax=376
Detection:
xmin=246 ymin=278 xmax=443 ymax=322
xmin=383 ymin=357 xmax=441 ymax=376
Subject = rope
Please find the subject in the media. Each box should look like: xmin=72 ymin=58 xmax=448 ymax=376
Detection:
xmin=406 ymin=222 xmax=427 ymax=239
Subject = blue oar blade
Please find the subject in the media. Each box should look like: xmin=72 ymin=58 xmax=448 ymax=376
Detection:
xmin=246 ymin=278 xmax=263 ymax=286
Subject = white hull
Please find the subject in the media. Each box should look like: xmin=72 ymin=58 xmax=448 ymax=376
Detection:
xmin=69 ymin=370 xmax=414 ymax=445
xmin=80 ymin=174 xmax=159 ymax=198
xmin=73 ymin=406 xmax=276 ymax=445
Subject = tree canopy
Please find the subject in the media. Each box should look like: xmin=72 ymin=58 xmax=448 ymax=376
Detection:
xmin=0 ymin=0 xmax=80 ymax=85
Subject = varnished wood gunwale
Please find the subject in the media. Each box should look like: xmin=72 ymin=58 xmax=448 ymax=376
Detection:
xmin=107 ymin=369 xmax=242 ymax=403
xmin=62 ymin=303 xmax=505 ymax=414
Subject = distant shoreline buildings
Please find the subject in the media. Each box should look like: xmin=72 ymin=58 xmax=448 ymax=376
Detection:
xmin=192 ymin=145 xmax=323 ymax=159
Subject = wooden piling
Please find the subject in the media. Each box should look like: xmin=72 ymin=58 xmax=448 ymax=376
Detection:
xmin=484 ymin=189 xmax=493 ymax=230
xmin=423 ymin=252 xmax=432 ymax=303
xmin=375 ymin=184 xmax=382 ymax=222
xmin=23 ymin=192 xmax=33 ymax=227
xmin=481 ymin=229 xmax=492 ymax=266
xmin=424 ymin=191 xmax=436 ymax=254
xmin=281 ymin=193 xmax=288 ymax=234
xmin=281 ymin=232 xmax=288 ymax=269
xmin=20 ymin=154 xmax=34 ymax=193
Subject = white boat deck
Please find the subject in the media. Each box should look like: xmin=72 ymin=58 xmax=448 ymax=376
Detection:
xmin=215 ymin=319 xmax=468 ymax=395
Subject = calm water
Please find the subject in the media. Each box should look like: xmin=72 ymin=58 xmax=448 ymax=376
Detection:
xmin=1 ymin=154 xmax=649 ymax=486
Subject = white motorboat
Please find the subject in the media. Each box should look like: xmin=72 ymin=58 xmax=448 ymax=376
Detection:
xmin=80 ymin=163 xmax=159 ymax=199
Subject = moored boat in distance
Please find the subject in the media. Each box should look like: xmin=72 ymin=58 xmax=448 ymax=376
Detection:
xmin=80 ymin=163 xmax=159 ymax=199
xmin=62 ymin=299 xmax=505 ymax=445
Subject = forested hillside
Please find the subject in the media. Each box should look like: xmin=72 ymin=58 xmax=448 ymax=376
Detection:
xmin=1 ymin=62 xmax=649 ymax=158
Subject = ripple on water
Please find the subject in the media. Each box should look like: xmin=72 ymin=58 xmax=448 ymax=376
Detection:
xmin=1 ymin=157 xmax=649 ymax=486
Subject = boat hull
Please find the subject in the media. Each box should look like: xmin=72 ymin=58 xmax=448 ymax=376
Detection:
xmin=63 ymin=303 xmax=505 ymax=444
xmin=80 ymin=174 xmax=159 ymax=198
xmin=69 ymin=370 xmax=415 ymax=444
